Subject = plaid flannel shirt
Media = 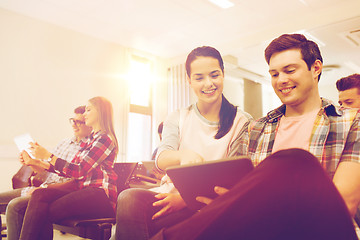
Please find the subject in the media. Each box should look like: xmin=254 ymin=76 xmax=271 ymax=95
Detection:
xmin=230 ymin=98 xmax=360 ymax=179
xmin=54 ymin=131 xmax=118 ymax=209
xmin=21 ymin=137 xmax=84 ymax=196
xmin=41 ymin=137 xmax=85 ymax=185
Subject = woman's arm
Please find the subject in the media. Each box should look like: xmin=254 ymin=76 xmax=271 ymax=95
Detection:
xmin=155 ymin=110 xmax=204 ymax=170
xmin=53 ymin=134 xmax=115 ymax=179
xmin=155 ymin=111 xmax=181 ymax=170
xmin=28 ymin=134 xmax=114 ymax=179
xmin=21 ymin=151 xmax=51 ymax=172
xmin=156 ymin=150 xmax=181 ymax=170
xmin=157 ymin=149 xmax=203 ymax=170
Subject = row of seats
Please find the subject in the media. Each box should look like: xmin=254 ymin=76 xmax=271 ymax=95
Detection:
xmin=0 ymin=162 xmax=160 ymax=240
xmin=1 ymin=162 xmax=360 ymax=239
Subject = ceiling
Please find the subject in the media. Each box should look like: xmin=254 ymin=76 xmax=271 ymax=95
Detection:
xmin=0 ymin=0 xmax=359 ymax=85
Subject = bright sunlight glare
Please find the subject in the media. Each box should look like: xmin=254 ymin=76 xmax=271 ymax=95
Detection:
xmin=128 ymin=59 xmax=152 ymax=106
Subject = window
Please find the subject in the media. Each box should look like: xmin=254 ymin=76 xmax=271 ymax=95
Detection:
xmin=127 ymin=112 xmax=152 ymax=162
xmin=126 ymin=56 xmax=153 ymax=162
xmin=128 ymin=56 xmax=152 ymax=107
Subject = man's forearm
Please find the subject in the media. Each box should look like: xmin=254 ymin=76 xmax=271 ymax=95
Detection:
xmin=333 ymin=161 xmax=360 ymax=217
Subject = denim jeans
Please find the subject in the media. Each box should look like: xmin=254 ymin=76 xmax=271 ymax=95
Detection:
xmin=115 ymin=188 xmax=196 ymax=240
xmin=0 ymin=188 xmax=23 ymax=204
xmin=19 ymin=187 xmax=115 ymax=240
xmin=0 ymin=188 xmax=27 ymax=240
xmin=6 ymin=195 xmax=30 ymax=240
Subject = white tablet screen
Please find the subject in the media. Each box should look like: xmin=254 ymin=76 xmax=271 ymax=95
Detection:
xmin=14 ymin=133 xmax=35 ymax=158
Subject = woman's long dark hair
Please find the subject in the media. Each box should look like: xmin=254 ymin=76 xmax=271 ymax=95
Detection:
xmin=185 ymin=46 xmax=237 ymax=139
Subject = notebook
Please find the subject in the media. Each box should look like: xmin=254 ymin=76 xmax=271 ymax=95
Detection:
xmin=166 ymin=156 xmax=254 ymax=210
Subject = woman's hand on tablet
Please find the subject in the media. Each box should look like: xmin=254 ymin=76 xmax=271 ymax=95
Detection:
xmin=152 ymin=193 xmax=186 ymax=220
xmin=196 ymin=186 xmax=229 ymax=205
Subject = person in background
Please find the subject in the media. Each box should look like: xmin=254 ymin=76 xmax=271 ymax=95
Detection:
xmin=150 ymin=122 xmax=165 ymax=180
xmin=2 ymin=106 xmax=92 ymax=240
xmin=18 ymin=96 xmax=118 ymax=240
xmin=151 ymin=122 xmax=164 ymax=160
xmin=336 ymin=73 xmax=360 ymax=230
xmin=150 ymin=34 xmax=360 ymax=240
xmin=113 ymin=46 xmax=252 ymax=240
xmin=336 ymin=73 xmax=360 ymax=108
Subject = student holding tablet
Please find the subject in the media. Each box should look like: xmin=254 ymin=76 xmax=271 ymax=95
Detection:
xmin=150 ymin=34 xmax=360 ymax=240
xmin=2 ymin=106 xmax=92 ymax=240
xmin=114 ymin=46 xmax=252 ymax=240
xmin=18 ymin=96 xmax=118 ymax=240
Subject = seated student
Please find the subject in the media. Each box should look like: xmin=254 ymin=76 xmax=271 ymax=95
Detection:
xmin=17 ymin=96 xmax=118 ymax=240
xmin=336 ymin=73 xmax=360 ymax=228
xmin=151 ymin=122 xmax=164 ymax=160
xmin=151 ymin=122 xmax=165 ymax=180
xmin=336 ymin=73 xmax=360 ymax=108
xmin=113 ymin=46 xmax=252 ymax=240
xmin=1 ymin=106 xmax=92 ymax=240
xmin=150 ymin=34 xmax=360 ymax=240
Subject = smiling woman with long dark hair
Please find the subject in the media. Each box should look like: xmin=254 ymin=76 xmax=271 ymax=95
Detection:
xmin=113 ymin=46 xmax=252 ymax=240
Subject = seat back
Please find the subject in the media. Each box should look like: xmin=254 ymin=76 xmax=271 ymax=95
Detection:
xmin=53 ymin=162 xmax=138 ymax=240
xmin=114 ymin=162 xmax=138 ymax=193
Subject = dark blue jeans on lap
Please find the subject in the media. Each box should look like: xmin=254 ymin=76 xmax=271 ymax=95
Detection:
xmin=19 ymin=187 xmax=114 ymax=240
xmin=115 ymin=188 xmax=196 ymax=240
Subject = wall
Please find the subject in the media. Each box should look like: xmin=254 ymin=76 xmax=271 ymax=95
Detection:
xmin=223 ymin=77 xmax=244 ymax=111
xmin=319 ymin=83 xmax=339 ymax=105
xmin=0 ymin=7 xmax=250 ymax=193
xmin=0 ymin=8 xmax=167 ymax=192
xmin=244 ymin=79 xmax=263 ymax=119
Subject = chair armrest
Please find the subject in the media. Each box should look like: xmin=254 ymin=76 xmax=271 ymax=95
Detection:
xmin=133 ymin=174 xmax=160 ymax=184
xmin=56 ymin=217 xmax=116 ymax=227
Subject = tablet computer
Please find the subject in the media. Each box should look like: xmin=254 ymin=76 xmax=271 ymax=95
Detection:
xmin=166 ymin=156 xmax=254 ymax=210
xmin=14 ymin=133 xmax=35 ymax=158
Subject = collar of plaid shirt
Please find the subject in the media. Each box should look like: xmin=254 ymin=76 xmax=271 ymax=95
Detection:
xmin=247 ymin=98 xmax=359 ymax=178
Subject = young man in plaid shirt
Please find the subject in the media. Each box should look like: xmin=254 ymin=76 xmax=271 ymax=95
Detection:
xmin=150 ymin=34 xmax=360 ymax=240
xmin=336 ymin=73 xmax=360 ymax=109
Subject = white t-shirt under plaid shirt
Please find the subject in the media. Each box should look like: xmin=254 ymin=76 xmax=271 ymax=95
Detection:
xmin=21 ymin=137 xmax=84 ymax=196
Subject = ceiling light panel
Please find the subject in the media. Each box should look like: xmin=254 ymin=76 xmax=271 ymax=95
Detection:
xmin=208 ymin=0 xmax=235 ymax=9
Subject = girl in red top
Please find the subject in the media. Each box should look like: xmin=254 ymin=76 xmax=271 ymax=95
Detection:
xmin=18 ymin=96 xmax=118 ymax=240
